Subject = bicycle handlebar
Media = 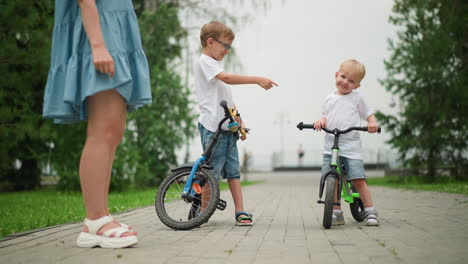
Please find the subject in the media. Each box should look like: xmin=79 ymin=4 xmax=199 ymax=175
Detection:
xmin=219 ymin=100 xmax=233 ymax=121
xmin=297 ymin=122 xmax=381 ymax=134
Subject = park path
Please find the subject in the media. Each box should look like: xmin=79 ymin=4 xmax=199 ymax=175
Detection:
xmin=1 ymin=171 xmax=467 ymax=264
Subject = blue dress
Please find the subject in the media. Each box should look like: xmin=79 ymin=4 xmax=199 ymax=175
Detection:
xmin=43 ymin=0 xmax=152 ymax=123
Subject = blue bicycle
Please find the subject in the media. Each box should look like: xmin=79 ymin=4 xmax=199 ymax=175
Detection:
xmin=155 ymin=100 xmax=247 ymax=230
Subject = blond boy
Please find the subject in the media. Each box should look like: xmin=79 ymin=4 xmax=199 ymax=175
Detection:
xmin=314 ymin=59 xmax=379 ymax=226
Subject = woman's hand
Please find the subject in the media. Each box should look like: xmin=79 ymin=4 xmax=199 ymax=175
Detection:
xmin=92 ymin=43 xmax=115 ymax=78
xmin=78 ymin=0 xmax=114 ymax=78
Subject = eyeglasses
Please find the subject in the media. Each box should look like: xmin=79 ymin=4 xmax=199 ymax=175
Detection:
xmin=213 ymin=39 xmax=232 ymax=50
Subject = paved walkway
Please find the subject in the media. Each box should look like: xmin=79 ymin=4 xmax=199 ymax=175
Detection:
xmin=1 ymin=171 xmax=468 ymax=264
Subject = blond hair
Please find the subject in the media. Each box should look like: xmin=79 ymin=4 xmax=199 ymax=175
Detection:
xmin=340 ymin=59 xmax=366 ymax=83
xmin=200 ymin=21 xmax=235 ymax=47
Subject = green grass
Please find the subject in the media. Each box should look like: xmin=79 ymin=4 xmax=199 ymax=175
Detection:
xmin=219 ymin=180 xmax=263 ymax=190
xmin=367 ymin=177 xmax=468 ymax=196
xmin=0 ymin=180 xmax=262 ymax=238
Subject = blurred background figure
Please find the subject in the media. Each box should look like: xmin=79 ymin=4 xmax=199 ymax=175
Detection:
xmin=297 ymin=144 xmax=305 ymax=167
xmin=241 ymin=149 xmax=252 ymax=182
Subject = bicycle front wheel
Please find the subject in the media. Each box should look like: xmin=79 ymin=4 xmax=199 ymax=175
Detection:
xmin=155 ymin=167 xmax=220 ymax=230
xmin=323 ymin=175 xmax=337 ymax=229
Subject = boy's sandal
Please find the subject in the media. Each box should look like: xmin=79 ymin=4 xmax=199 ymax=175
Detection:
xmin=235 ymin=211 xmax=253 ymax=226
xmin=76 ymin=215 xmax=138 ymax=248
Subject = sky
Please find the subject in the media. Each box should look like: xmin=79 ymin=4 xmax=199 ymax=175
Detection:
xmin=179 ymin=0 xmax=399 ymax=170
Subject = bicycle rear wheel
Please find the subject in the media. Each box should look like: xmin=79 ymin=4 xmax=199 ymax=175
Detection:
xmin=323 ymin=175 xmax=337 ymax=229
xmin=155 ymin=167 xmax=219 ymax=230
xmin=349 ymin=183 xmax=366 ymax=222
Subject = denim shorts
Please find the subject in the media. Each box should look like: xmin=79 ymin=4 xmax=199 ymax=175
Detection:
xmin=321 ymin=154 xmax=366 ymax=180
xmin=198 ymin=123 xmax=241 ymax=181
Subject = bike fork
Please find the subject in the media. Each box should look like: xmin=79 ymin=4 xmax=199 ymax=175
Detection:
xmin=317 ymin=173 xmax=341 ymax=206
xmin=181 ymin=156 xmax=227 ymax=210
xmin=182 ymin=156 xmax=206 ymax=199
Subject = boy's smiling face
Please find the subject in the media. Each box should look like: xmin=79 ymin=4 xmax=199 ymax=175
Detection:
xmin=335 ymin=69 xmax=361 ymax=95
xmin=205 ymin=35 xmax=233 ymax=61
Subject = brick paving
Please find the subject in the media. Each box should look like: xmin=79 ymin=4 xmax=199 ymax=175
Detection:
xmin=1 ymin=171 xmax=467 ymax=264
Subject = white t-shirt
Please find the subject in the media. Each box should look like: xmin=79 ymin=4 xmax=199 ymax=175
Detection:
xmin=321 ymin=91 xmax=374 ymax=159
xmin=195 ymin=53 xmax=235 ymax=132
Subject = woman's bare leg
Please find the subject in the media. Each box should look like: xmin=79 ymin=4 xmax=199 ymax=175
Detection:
xmin=79 ymin=89 xmax=135 ymax=236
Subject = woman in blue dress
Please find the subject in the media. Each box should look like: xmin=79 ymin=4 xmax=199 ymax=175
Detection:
xmin=43 ymin=0 xmax=151 ymax=248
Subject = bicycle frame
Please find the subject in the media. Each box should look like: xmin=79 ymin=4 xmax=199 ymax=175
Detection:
xmin=319 ymin=148 xmax=360 ymax=205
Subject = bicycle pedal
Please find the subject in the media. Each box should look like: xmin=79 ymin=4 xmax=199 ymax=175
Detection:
xmin=317 ymin=200 xmax=324 ymax=204
xmin=217 ymin=199 xmax=227 ymax=210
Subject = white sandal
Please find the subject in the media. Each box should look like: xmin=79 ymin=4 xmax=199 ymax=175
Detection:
xmin=108 ymin=214 xmax=132 ymax=230
xmin=76 ymin=215 xmax=138 ymax=248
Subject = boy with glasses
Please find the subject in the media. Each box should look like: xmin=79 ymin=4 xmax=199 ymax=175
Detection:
xmin=195 ymin=21 xmax=278 ymax=225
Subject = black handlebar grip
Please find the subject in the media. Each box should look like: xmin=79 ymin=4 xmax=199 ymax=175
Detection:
xmin=219 ymin=100 xmax=233 ymax=120
xmin=366 ymin=127 xmax=382 ymax=133
xmin=297 ymin=122 xmax=315 ymax=130
xmin=365 ymin=127 xmax=382 ymax=133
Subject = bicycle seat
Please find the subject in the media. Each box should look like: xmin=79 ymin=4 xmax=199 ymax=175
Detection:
xmin=201 ymin=164 xmax=214 ymax=170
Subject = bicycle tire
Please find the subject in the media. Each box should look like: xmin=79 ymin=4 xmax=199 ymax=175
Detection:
xmin=155 ymin=167 xmax=220 ymax=230
xmin=349 ymin=184 xmax=366 ymax=222
xmin=323 ymin=175 xmax=337 ymax=229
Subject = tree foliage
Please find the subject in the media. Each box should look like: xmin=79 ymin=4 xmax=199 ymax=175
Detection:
xmin=376 ymin=0 xmax=468 ymax=181
xmin=1 ymin=0 xmax=270 ymax=191
xmin=0 ymin=1 xmax=55 ymax=190
xmin=114 ymin=2 xmax=196 ymax=188
xmin=0 ymin=1 xmax=195 ymax=191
